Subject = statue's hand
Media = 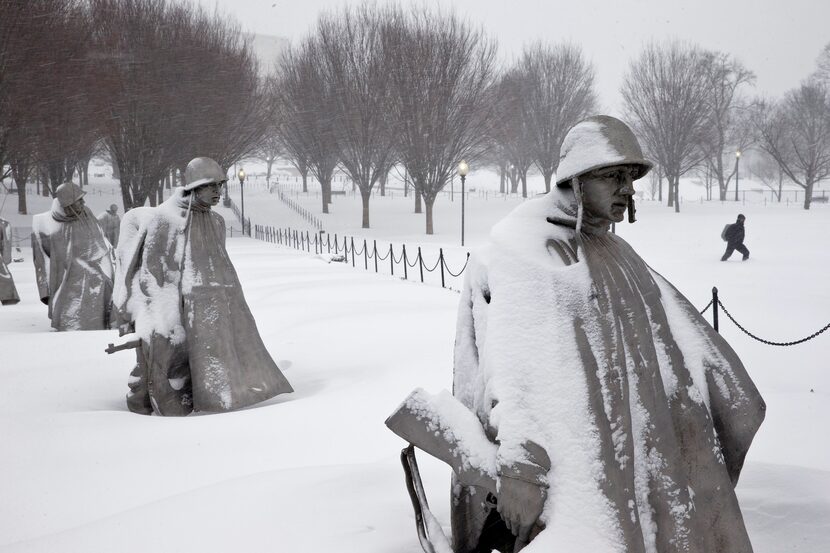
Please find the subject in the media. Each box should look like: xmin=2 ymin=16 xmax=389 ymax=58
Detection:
xmin=497 ymin=474 xmax=546 ymax=542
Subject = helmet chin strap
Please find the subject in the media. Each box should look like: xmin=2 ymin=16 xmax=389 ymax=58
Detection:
xmin=571 ymin=176 xmax=585 ymax=262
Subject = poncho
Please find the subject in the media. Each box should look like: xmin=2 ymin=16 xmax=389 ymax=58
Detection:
xmin=114 ymin=189 xmax=292 ymax=413
xmin=452 ymin=187 xmax=765 ymax=553
xmin=31 ymin=201 xmax=114 ymax=330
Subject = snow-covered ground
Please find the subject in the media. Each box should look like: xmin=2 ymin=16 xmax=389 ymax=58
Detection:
xmin=0 ymin=174 xmax=828 ymax=552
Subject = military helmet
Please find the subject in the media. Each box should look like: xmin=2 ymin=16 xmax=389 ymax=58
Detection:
xmin=55 ymin=182 xmax=85 ymax=208
xmin=556 ymin=115 xmax=652 ymax=187
xmin=184 ymin=157 xmax=227 ymax=191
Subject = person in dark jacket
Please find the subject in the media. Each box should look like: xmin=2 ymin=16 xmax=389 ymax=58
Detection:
xmin=721 ymin=214 xmax=749 ymax=261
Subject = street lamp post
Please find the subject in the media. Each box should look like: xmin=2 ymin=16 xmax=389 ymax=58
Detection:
xmin=238 ymin=168 xmax=246 ymax=235
xmin=734 ymin=151 xmax=741 ymax=202
xmin=458 ymin=160 xmax=469 ymax=247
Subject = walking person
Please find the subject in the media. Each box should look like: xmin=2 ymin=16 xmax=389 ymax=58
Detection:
xmin=721 ymin=214 xmax=750 ymax=261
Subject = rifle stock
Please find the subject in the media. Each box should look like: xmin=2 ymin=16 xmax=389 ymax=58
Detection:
xmin=385 ymin=388 xmax=499 ymax=496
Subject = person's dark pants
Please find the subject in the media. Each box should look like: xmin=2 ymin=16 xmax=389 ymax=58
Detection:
xmin=721 ymin=243 xmax=749 ymax=261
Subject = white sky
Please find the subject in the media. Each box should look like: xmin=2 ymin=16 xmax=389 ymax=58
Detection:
xmin=194 ymin=0 xmax=828 ymax=113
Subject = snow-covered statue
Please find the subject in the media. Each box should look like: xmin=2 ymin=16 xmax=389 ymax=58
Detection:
xmin=97 ymin=203 xmax=121 ymax=247
xmin=112 ymin=156 xmax=293 ymax=416
xmin=386 ymin=116 xmax=765 ymax=553
xmin=0 ymin=217 xmax=20 ymax=305
xmin=31 ymin=182 xmax=114 ymax=330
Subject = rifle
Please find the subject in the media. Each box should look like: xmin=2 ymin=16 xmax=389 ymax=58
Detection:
xmin=105 ymin=338 xmax=141 ymax=355
xmin=385 ymin=388 xmax=499 ymax=495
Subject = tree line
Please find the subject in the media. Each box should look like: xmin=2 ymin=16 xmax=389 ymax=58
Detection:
xmin=0 ymin=0 xmax=266 ymax=213
xmin=2 ymin=1 xmax=828 ymax=231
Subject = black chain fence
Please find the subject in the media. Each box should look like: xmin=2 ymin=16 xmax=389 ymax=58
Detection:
xmin=253 ymin=224 xmax=469 ymax=290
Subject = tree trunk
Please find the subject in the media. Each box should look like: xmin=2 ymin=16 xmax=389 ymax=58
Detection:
xmin=157 ymin=181 xmax=164 ymax=204
xmin=658 ymin=171 xmax=663 ymax=202
xmin=543 ymin=171 xmax=553 ymax=194
xmin=521 ymin=171 xmax=527 ymax=198
xmin=320 ymin=176 xmax=331 ymax=213
xmin=777 ymin=169 xmax=782 ymax=202
xmin=10 ymin=158 xmax=29 ymax=214
xmin=803 ymin=181 xmax=813 ymax=210
xmin=509 ymin=171 xmax=518 ymax=194
xmin=301 ymin=168 xmax=308 ymax=193
xmin=424 ymin=195 xmax=435 ymax=234
xmin=674 ymin=178 xmax=680 ymax=213
xmin=667 ymin=173 xmax=674 ymax=207
xmin=499 ymin=166 xmax=506 ymax=194
xmin=415 ymin=190 xmax=422 ymax=214
xmin=266 ymin=159 xmax=274 ymax=182
xmin=361 ymin=188 xmax=371 ymax=228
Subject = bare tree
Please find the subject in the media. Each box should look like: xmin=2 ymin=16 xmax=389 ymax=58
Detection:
xmin=749 ymin=149 xmax=785 ymax=202
xmin=518 ymin=42 xmax=596 ymax=193
xmin=253 ymin=128 xmax=283 ymax=183
xmin=90 ymin=0 xmax=263 ymax=208
xmin=1 ymin=0 xmax=100 ymax=212
xmin=490 ymin=70 xmax=535 ymax=198
xmin=815 ymin=42 xmax=830 ymax=83
xmin=385 ymin=8 xmax=497 ymax=234
xmin=273 ymin=40 xmax=340 ymax=214
xmin=756 ymin=82 xmax=830 ymax=210
xmin=314 ymin=4 xmax=397 ymax=228
xmin=167 ymin=11 xmax=269 ymax=186
xmin=697 ymin=52 xmax=756 ymax=201
xmin=622 ymin=41 xmax=712 ymax=212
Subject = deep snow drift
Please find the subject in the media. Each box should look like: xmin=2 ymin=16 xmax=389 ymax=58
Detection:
xmin=0 ymin=181 xmax=828 ymax=552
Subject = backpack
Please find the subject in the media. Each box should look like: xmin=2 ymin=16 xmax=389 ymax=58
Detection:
xmin=721 ymin=224 xmax=731 ymax=241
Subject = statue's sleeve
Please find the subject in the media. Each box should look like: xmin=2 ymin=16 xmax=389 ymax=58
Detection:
xmin=453 ymin=252 xmax=489 ymax=412
xmin=30 ymin=225 xmax=50 ymax=305
xmin=113 ymin=210 xmax=149 ymax=332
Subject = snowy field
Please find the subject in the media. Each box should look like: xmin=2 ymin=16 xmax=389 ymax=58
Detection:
xmin=0 ymin=174 xmax=829 ymax=552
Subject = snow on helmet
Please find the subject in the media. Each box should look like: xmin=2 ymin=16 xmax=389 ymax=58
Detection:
xmin=55 ymin=182 xmax=85 ymax=208
xmin=556 ymin=115 xmax=652 ymax=187
xmin=183 ymin=157 xmax=227 ymax=191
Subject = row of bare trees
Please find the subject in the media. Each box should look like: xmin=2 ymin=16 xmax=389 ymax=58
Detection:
xmin=1 ymin=0 xmax=267 ymax=213
xmin=622 ymin=40 xmax=830 ymax=211
xmin=270 ymin=5 xmax=597 ymax=232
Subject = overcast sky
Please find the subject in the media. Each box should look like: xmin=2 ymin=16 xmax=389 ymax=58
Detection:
xmin=194 ymin=0 xmax=828 ymax=113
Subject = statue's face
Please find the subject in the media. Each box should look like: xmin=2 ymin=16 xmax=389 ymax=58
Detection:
xmin=66 ymin=198 xmax=86 ymax=217
xmin=580 ymin=165 xmax=636 ymax=223
xmin=194 ymin=182 xmax=223 ymax=206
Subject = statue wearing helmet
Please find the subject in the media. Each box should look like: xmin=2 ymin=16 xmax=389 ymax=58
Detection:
xmin=97 ymin=203 xmax=121 ymax=248
xmin=0 ymin=217 xmax=20 ymax=306
xmin=112 ymin=157 xmax=291 ymax=416
xmin=393 ymin=116 xmax=765 ymax=553
xmin=31 ymin=182 xmax=114 ymax=330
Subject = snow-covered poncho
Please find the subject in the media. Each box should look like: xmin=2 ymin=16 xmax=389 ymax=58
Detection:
xmin=31 ymin=202 xmax=114 ymax=330
xmin=0 ymin=218 xmax=20 ymax=305
xmin=452 ymin=188 xmax=765 ymax=553
xmin=113 ymin=189 xmax=292 ymax=413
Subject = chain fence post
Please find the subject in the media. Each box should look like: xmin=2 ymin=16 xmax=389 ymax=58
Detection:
xmin=363 ymin=239 xmax=368 ymax=270
xmin=351 ymin=238 xmax=356 ymax=267
xmin=402 ymin=245 xmax=408 ymax=280
xmin=389 ymin=244 xmax=394 ymax=276
xmin=439 ymin=248 xmax=445 ymax=288
xmin=712 ymin=286 xmax=719 ymax=333
xmin=418 ymin=247 xmax=424 ymax=283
